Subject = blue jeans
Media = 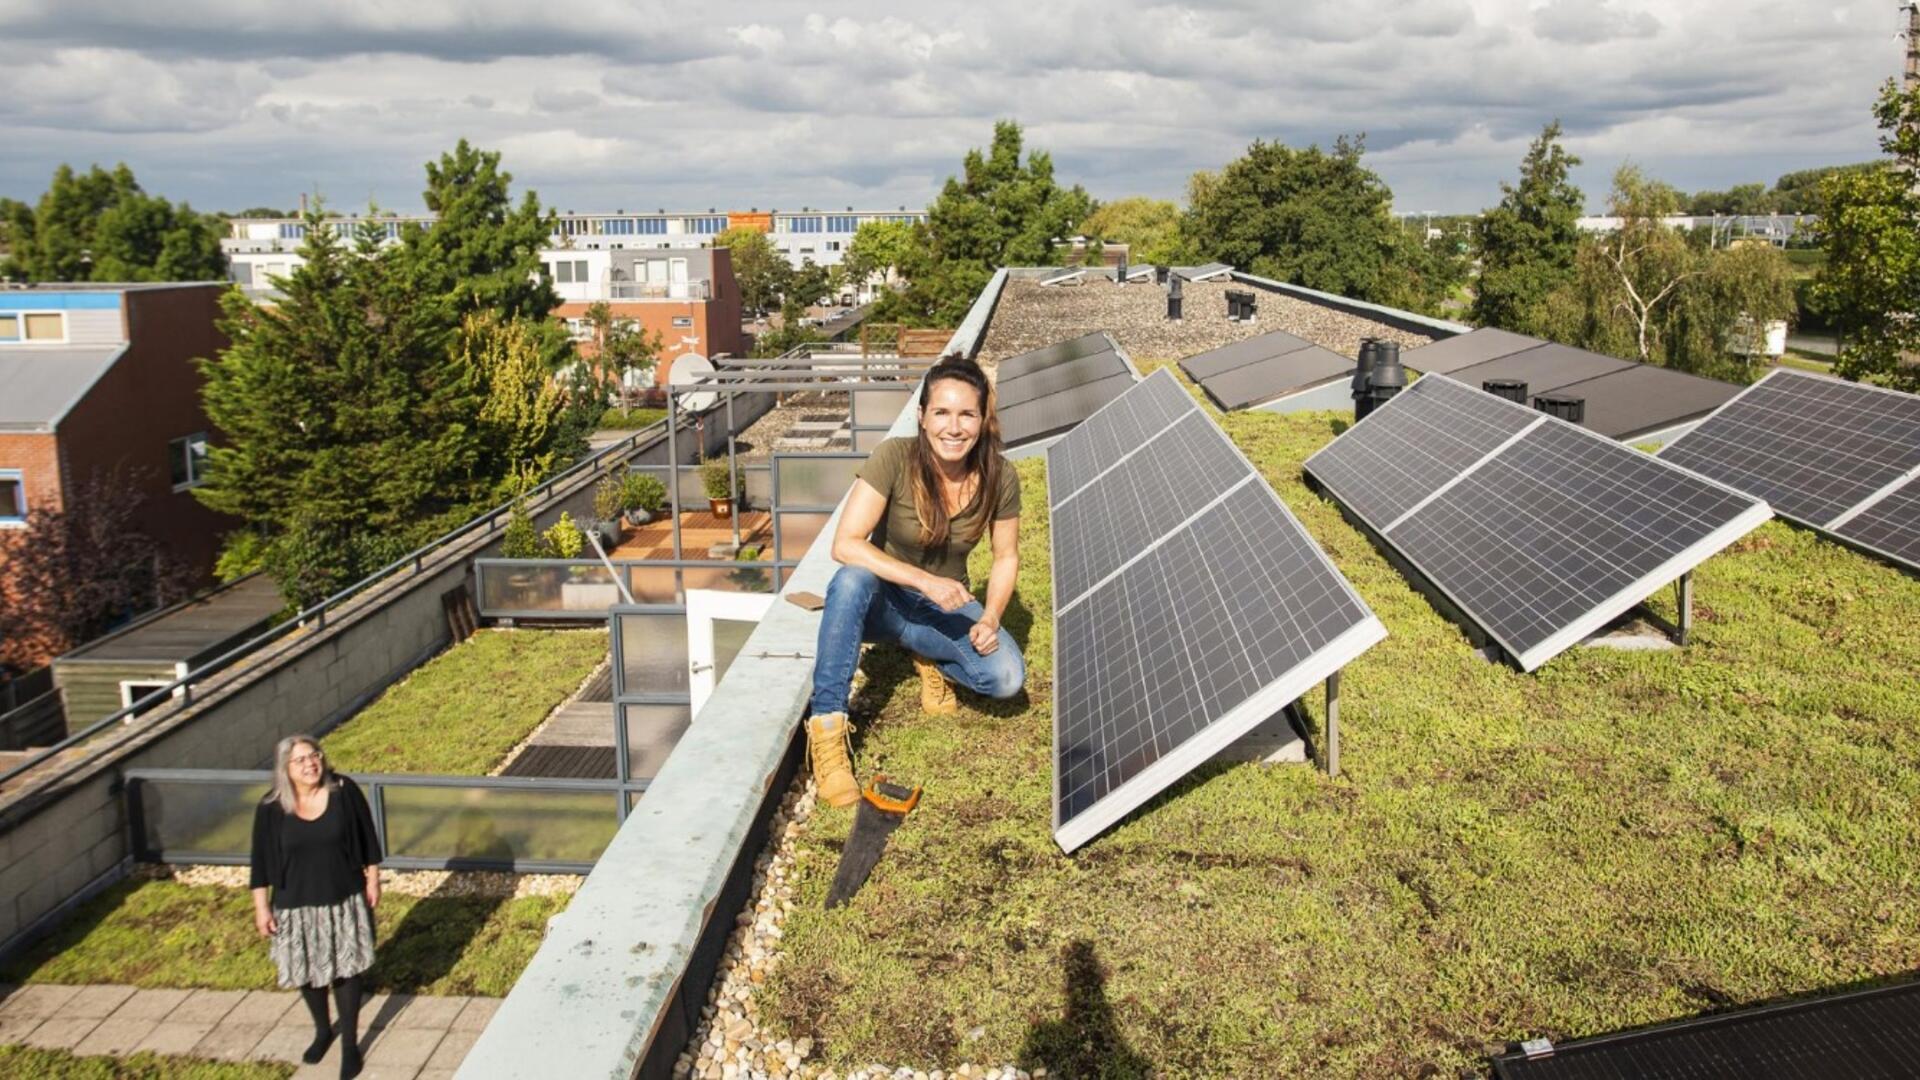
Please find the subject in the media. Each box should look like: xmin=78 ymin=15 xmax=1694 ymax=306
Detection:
xmin=809 ymin=564 xmax=1026 ymax=716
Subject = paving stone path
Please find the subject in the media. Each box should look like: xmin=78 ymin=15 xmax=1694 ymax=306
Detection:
xmin=0 ymin=983 xmax=497 ymax=1079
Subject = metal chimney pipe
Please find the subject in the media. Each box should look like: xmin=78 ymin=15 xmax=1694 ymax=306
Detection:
xmin=1351 ymin=338 xmax=1379 ymax=420
xmin=1116 ymin=254 xmax=1128 ymax=285
xmin=1483 ymin=379 xmax=1528 ymax=404
xmin=1367 ymin=342 xmax=1406 ymax=413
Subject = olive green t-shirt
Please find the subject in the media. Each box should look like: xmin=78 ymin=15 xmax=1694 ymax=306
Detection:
xmin=857 ymin=437 xmax=1021 ymax=583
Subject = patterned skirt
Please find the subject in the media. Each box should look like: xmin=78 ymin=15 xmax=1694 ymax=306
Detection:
xmin=270 ymin=894 xmax=377 ymax=989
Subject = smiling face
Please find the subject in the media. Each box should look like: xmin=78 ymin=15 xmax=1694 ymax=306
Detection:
xmin=286 ymin=741 xmax=325 ymax=791
xmin=920 ymin=377 xmax=985 ymax=467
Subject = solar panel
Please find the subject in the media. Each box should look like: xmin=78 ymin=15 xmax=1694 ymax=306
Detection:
xmin=1048 ymin=369 xmax=1385 ymax=852
xmin=1402 ymin=327 xmax=1544 ymax=375
xmin=997 ymin=331 xmax=1114 ymax=382
xmin=1491 ymin=978 xmax=1920 ymax=1080
xmin=1198 ymin=345 xmax=1354 ymax=411
xmin=1448 ymin=343 xmax=1636 ymax=394
xmin=1178 ymin=330 xmax=1315 ymax=382
xmin=996 ymin=348 xmax=1126 ymax=409
xmin=1305 ymin=375 xmax=1771 ymax=671
xmin=1659 ymin=371 xmax=1920 ymax=558
xmin=1544 ymin=364 xmax=1743 ymax=441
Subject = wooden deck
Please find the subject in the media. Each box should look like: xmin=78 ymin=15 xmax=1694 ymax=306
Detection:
xmin=609 ymin=510 xmax=773 ymax=561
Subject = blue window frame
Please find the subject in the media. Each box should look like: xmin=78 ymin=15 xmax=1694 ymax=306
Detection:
xmin=278 ymin=223 xmax=307 ymax=240
xmin=0 ymin=470 xmax=25 ymax=525
xmin=603 ymin=218 xmax=634 ymax=235
xmin=637 ymin=218 xmax=668 ymax=235
xmin=684 ymin=216 xmax=725 ymax=234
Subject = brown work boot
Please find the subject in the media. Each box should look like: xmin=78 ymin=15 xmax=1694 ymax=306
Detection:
xmin=913 ymin=654 xmax=958 ymax=716
xmin=805 ymin=712 xmax=860 ymax=808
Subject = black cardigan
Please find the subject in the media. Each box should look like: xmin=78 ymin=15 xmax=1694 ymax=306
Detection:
xmin=249 ymin=774 xmax=383 ymax=908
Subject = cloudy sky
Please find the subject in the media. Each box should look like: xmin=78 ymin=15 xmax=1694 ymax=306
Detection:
xmin=0 ymin=0 xmax=1904 ymax=217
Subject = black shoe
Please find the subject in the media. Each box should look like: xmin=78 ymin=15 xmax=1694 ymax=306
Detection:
xmin=340 ymin=1045 xmax=363 ymax=1080
xmin=303 ymin=1027 xmax=336 ymax=1065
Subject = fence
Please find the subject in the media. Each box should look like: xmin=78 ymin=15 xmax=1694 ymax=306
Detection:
xmin=125 ymin=769 xmax=643 ymax=874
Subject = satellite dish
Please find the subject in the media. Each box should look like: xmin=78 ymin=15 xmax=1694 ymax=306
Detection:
xmin=669 ymin=352 xmax=718 ymax=413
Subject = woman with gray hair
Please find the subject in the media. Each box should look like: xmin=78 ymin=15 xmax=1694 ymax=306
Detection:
xmin=250 ymin=735 xmax=382 ymax=1079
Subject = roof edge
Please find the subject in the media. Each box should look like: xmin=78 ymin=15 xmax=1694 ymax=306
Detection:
xmin=1229 ymin=271 xmax=1471 ymax=339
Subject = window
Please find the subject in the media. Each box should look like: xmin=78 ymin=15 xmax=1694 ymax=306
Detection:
xmin=169 ymin=434 xmax=209 ymax=490
xmin=685 ymin=216 xmax=726 ymax=234
xmin=0 ymin=312 xmax=65 ymax=343
xmin=637 ymin=218 xmax=668 ymax=235
xmin=0 ymin=470 xmax=24 ymax=526
xmin=826 ymin=215 xmax=860 ymax=233
xmin=554 ymin=260 xmax=588 ymax=284
xmin=278 ymin=223 xmax=306 ymax=239
xmin=827 ymin=241 xmax=842 ymax=252
xmin=782 ymin=216 xmax=823 ymax=233
xmin=672 ymin=316 xmax=693 ymax=328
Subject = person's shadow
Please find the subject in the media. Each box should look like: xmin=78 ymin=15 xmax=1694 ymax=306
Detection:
xmin=1018 ymin=939 xmax=1153 ymax=1079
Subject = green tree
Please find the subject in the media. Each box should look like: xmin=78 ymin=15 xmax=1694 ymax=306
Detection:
xmin=0 ymin=163 xmax=224 ymax=282
xmin=1080 ymin=197 xmax=1186 ymax=265
xmin=579 ymin=301 xmax=662 ymax=395
xmin=459 ymin=311 xmax=575 ymax=484
xmin=715 ymin=226 xmax=787 ymax=317
xmin=881 ymin=121 xmax=1094 ymax=326
xmin=1471 ymin=122 xmax=1585 ymax=334
xmin=1810 ymin=79 xmax=1920 ymax=392
xmin=837 ymin=218 xmax=918 ymax=297
xmin=398 ymin=140 xmax=558 ymax=326
xmin=1181 ymin=134 xmax=1399 ymax=301
xmin=196 ymin=205 xmax=488 ymax=607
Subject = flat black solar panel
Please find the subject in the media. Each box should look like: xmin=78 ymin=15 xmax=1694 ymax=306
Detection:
xmin=1305 ymin=375 xmax=1770 ymax=671
xmin=1200 ymin=345 xmax=1354 ymax=411
xmin=1402 ymin=327 xmax=1544 ymax=375
xmin=1834 ymin=477 xmax=1920 ymax=566
xmin=1178 ymin=330 xmax=1314 ymax=381
xmin=1548 ymin=364 xmax=1743 ymax=441
xmin=1047 ymin=369 xmax=1384 ymax=852
xmin=1389 ymin=422 xmax=1767 ymax=666
xmin=996 ymin=347 xmax=1126 ymax=408
xmin=1492 ymin=979 xmax=1920 ymax=1080
xmin=1448 ymin=343 xmax=1637 ymax=396
xmin=1659 ymin=370 xmax=1920 ymax=529
xmin=1304 ymin=375 xmax=1536 ymax=528
xmin=1053 ymin=482 xmax=1382 ymax=850
xmin=999 ymin=372 xmax=1136 ymax=450
xmin=1046 ymin=370 xmax=1197 ymax=505
xmin=1051 ymin=411 xmax=1251 ymax=608
xmin=997 ymin=331 xmax=1113 ymax=382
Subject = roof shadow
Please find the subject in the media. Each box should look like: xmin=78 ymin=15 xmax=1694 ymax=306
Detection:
xmin=1019 ymin=938 xmax=1153 ymax=1080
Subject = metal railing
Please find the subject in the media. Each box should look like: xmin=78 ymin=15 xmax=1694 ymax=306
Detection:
xmin=125 ymin=768 xmax=646 ymax=874
xmin=606 ymin=280 xmax=711 ymax=301
xmin=475 ymin=559 xmax=784 ymax=619
xmin=0 ymin=419 xmax=683 ymax=787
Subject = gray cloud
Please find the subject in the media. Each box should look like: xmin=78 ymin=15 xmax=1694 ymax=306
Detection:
xmin=0 ymin=0 xmax=1899 ymax=215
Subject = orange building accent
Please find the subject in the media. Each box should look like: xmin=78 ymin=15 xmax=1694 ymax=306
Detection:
xmin=726 ymin=212 xmax=772 ymax=233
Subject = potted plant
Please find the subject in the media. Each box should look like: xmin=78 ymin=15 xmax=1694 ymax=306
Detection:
xmin=701 ymin=458 xmax=740 ymax=519
xmin=727 ymin=544 xmax=771 ymax=592
xmin=592 ymin=474 xmax=625 ymax=548
xmin=547 ymin=513 xmax=619 ymax=610
xmin=622 ymin=472 xmax=667 ymax=526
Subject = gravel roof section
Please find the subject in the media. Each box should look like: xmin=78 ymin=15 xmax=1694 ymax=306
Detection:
xmin=976 ymin=276 xmax=1440 ymax=371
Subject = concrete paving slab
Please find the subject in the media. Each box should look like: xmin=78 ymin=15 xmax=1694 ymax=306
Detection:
xmin=365 ymin=1025 xmax=444 ymax=1067
xmin=72 ymin=1016 xmax=158 ymax=1056
xmin=448 ymin=997 xmax=499 ymax=1032
xmin=192 ymin=1020 xmax=271 ymax=1060
xmin=252 ymin=1023 xmax=323 ymax=1063
xmin=294 ymin=1062 xmax=418 ymax=1080
xmin=133 ymin=1020 xmax=215 ymax=1056
xmin=0 ymin=983 xmax=83 ymax=1020
xmin=392 ymin=995 xmax=468 ymax=1029
xmin=20 ymin=1016 xmax=100 ymax=1049
xmin=0 ymin=1012 xmax=45 ymax=1042
xmin=362 ymin=992 xmax=408 ymax=1031
xmin=424 ymin=1029 xmax=478 ymax=1070
xmin=169 ymin=988 xmax=250 ymax=1025
xmin=417 ymin=1070 xmax=458 ymax=1080
xmin=57 ymin=984 xmax=136 ymax=1020
xmin=227 ymin=988 xmax=297 ymax=1026
xmin=108 ymin=987 xmax=195 ymax=1022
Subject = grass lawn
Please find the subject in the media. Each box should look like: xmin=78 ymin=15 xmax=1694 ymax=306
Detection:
xmin=323 ymin=629 xmax=607 ymax=774
xmin=598 ymin=407 xmax=668 ymax=430
xmin=0 ymin=1046 xmax=290 ymax=1079
xmin=1 ymin=880 xmax=564 ymax=998
xmin=762 ymin=373 xmax=1920 ymax=1076
xmin=1776 ymin=349 xmax=1834 ymax=373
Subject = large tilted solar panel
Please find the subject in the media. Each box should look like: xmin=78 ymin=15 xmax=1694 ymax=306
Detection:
xmin=1491 ymin=978 xmax=1920 ymax=1080
xmin=1048 ymin=369 xmax=1386 ymax=852
xmin=1305 ymin=375 xmax=1771 ymax=671
xmin=995 ymin=347 xmax=1128 ymax=409
xmin=1178 ymin=330 xmax=1315 ymax=382
xmin=1199 ymin=345 xmax=1355 ymax=412
xmin=1400 ymin=327 xmax=1544 ymax=375
xmin=997 ymin=331 xmax=1113 ymax=382
xmin=1658 ymin=370 xmax=1920 ymax=571
xmin=993 ymin=332 xmax=1147 ymax=450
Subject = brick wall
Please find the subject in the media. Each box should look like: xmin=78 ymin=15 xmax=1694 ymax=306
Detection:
xmin=0 ymin=432 xmax=68 ymax=671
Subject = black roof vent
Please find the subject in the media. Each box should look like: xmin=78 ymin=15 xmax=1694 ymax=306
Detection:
xmin=1534 ymin=394 xmax=1586 ymax=423
xmin=1351 ymin=338 xmax=1379 ymax=413
xmin=1167 ymin=275 xmax=1183 ymax=319
xmin=1226 ymin=289 xmax=1257 ymax=322
xmin=1155 ymin=264 xmax=1170 ymax=286
xmin=1116 ymin=254 xmax=1128 ymax=285
xmin=1368 ymin=342 xmax=1406 ymax=410
xmin=1483 ymin=379 xmax=1528 ymax=404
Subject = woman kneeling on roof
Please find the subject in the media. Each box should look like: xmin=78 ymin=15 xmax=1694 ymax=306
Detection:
xmin=806 ymin=356 xmax=1026 ymax=807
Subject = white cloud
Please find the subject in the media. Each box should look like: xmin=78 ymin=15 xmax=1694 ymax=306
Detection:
xmin=0 ymin=0 xmax=1901 ymax=214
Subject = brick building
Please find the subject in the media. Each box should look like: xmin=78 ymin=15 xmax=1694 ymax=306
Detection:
xmin=545 ymin=247 xmax=746 ymax=380
xmin=0 ymin=284 xmax=234 ymax=672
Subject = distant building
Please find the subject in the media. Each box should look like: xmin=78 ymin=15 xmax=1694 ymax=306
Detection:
xmin=0 ymin=284 xmax=235 ymax=669
xmin=220 ymin=208 xmax=928 ymax=300
xmin=546 ymin=247 xmax=746 ymax=376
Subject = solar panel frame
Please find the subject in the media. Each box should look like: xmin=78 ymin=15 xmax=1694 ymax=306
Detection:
xmin=1045 ymin=369 xmax=1198 ymax=506
xmin=1833 ymin=476 xmax=1920 ymax=568
xmin=1048 ymin=373 xmax=1385 ymax=851
xmin=1306 ymin=374 xmax=1771 ymax=672
xmin=1199 ymin=345 xmax=1354 ymax=411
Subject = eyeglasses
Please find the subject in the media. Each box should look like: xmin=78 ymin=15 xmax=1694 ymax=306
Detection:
xmin=289 ymin=752 xmax=324 ymax=766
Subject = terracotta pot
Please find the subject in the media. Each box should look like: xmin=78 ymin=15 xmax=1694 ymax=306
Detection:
xmin=709 ymin=498 xmax=733 ymax=519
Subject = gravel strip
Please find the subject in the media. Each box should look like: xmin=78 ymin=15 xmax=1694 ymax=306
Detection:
xmin=138 ymin=863 xmax=581 ymax=899
xmin=977 ymin=276 xmax=1438 ymax=369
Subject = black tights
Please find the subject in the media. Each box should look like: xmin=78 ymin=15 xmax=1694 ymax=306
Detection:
xmin=296 ymin=975 xmax=364 ymax=1074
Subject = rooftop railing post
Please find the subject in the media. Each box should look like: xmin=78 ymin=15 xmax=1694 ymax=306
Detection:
xmin=727 ymin=390 xmax=740 ymax=549
xmin=667 ymin=386 xmax=683 ymax=564
xmin=1325 ymin=671 xmax=1342 ymax=779
xmin=368 ymin=781 xmax=389 ymax=857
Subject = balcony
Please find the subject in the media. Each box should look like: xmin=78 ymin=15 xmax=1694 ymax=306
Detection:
xmin=560 ymin=279 xmax=713 ymax=302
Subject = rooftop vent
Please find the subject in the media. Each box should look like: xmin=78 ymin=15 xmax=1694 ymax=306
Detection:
xmin=1483 ymin=379 xmax=1528 ymax=404
xmin=1116 ymin=254 xmax=1129 ymax=285
xmin=1361 ymin=342 xmax=1405 ymax=419
xmin=1226 ymin=290 xmax=1257 ymax=323
xmin=1167 ymin=274 xmax=1183 ymax=320
xmin=1155 ymin=264 xmax=1170 ymax=286
xmin=1351 ymin=338 xmax=1379 ymax=417
xmin=1534 ymin=394 xmax=1586 ymax=423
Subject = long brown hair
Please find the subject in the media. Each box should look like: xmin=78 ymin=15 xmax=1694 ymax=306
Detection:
xmin=907 ymin=357 xmax=1004 ymax=553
